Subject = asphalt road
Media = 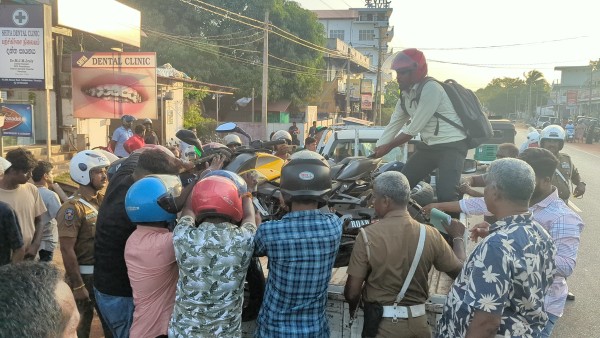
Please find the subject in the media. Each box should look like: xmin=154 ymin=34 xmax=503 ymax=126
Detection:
xmin=513 ymin=126 xmax=600 ymax=337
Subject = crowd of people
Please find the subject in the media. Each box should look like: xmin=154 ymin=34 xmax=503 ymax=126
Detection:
xmin=0 ymin=47 xmax=588 ymax=338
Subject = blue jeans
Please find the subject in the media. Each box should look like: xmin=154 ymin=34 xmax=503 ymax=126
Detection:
xmin=94 ymin=288 xmax=134 ymax=338
xmin=541 ymin=313 xmax=559 ymax=337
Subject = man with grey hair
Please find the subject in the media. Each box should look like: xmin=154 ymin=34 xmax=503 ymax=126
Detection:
xmin=345 ymin=171 xmax=465 ymax=337
xmin=437 ymin=158 xmax=556 ymax=337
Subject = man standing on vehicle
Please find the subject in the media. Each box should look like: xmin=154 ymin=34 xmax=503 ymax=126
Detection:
xmin=110 ymin=115 xmax=135 ymax=158
xmin=253 ymin=151 xmax=342 ymax=337
xmin=436 ymin=158 xmax=556 ymax=337
xmin=373 ymin=48 xmax=467 ymax=204
xmin=344 ymin=171 xmax=465 ymax=337
xmin=57 ymin=150 xmax=112 ymax=338
xmin=539 ymin=125 xmax=586 ymax=201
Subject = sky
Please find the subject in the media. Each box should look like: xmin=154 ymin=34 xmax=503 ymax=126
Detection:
xmin=297 ymin=0 xmax=600 ymax=90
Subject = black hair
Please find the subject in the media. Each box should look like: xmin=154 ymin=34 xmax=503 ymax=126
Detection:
xmin=0 ymin=262 xmax=65 ymax=337
xmin=134 ymin=124 xmax=145 ymax=135
xmin=137 ymin=148 xmax=180 ymax=175
xmin=497 ymin=143 xmax=519 ymax=158
xmin=305 ymin=137 xmax=316 ymax=145
xmin=32 ymin=160 xmax=54 ymax=182
xmin=518 ymin=148 xmax=559 ymax=179
xmin=5 ymin=148 xmax=37 ymax=172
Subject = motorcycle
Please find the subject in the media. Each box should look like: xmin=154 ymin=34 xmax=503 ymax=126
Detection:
xmin=566 ymin=128 xmax=575 ymax=142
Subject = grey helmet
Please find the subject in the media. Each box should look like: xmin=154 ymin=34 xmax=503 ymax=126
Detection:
xmin=280 ymin=151 xmax=331 ymax=202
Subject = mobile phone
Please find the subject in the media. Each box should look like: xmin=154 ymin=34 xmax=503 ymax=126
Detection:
xmin=430 ymin=208 xmax=450 ymax=234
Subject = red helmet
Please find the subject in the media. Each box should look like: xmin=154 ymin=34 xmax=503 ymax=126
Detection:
xmin=391 ymin=48 xmax=427 ymax=84
xmin=191 ymin=176 xmax=243 ymax=223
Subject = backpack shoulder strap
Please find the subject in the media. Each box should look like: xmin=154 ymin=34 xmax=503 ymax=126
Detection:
xmin=433 ymin=112 xmax=466 ymax=132
xmin=413 ymin=76 xmax=435 ymax=105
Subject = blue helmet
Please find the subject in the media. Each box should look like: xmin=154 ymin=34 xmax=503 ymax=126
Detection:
xmin=125 ymin=175 xmax=183 ymax=223
xmin=203 ymin=170 xmax=248 ymax=195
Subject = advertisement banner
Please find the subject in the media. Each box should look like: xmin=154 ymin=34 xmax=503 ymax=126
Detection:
xmin=361 ymin=94 xmax=373 ymax=110
xmin=349 ymin=79 xmax=361 ymax=99
xmin=71 ymin=52 xmax=157 ymax=119
xmin=566 ymin=90 xmax=578 ymax=105
xmin=360 ymin=79 xmax=373 ymax=94
xmin=1 ymin=103 xmax=34 ymax=137
xmin=0 ymin=5 xmax=46 ymax=88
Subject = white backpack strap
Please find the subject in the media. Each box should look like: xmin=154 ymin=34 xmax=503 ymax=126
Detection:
xmin=359 ymin=227 xmax=371 ymax=262
xmin=394 ymin=224 xmax=427 ymax=305
xmin=77 ymin=198 xmax=99 ymax=215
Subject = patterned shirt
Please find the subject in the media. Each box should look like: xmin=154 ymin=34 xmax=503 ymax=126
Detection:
xmin=437 ymin=213 xmax=556 ymax=338
xmin=169 ymin=216 xmax=256 ymax=338
xmin=460 ymin=190 xmax=584 ymax=317
xmin=253 ymin=210 xmax=342 ymax=338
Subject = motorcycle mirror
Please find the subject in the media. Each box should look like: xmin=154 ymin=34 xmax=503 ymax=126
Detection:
xmin=462 ymin=159 xmax=478 ymax=174
xmin=215 ymin=122 xmax=237 ymax=132
xmin=175 ymin=129 xmax=202 ymax=149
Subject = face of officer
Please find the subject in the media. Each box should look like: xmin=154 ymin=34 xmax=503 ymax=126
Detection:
xmin=90 ymin=167 xmax=108 ymax=191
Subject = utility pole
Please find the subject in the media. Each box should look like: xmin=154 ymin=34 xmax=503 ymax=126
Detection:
xmin=589 ymin=65 xmax=593 ymax=116
xmin=262 ymin=11 xmax=269 ymax=139
xmin=251 ymin=87 xmax=255 ymax=122
xmin=373 ymin=29 xmax=383 ymax=124
xmin=345 ymin=48 xmax=351 ymax=116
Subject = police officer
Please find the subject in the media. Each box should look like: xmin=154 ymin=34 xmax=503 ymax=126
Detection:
xmin=57 ymin=150 xmax=112 ymax=338
xmin=540 ymin=125 xmax=586 ymax=201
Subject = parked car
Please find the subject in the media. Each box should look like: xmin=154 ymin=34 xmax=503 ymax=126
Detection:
xmin=535 ymin=116 xmax=558 ymax=129
xmin=316 ymin=126 xmax=419 ymax=164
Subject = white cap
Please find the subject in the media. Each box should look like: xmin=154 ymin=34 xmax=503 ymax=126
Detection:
xmin=0 ymin=157 xmax=11 ymax=172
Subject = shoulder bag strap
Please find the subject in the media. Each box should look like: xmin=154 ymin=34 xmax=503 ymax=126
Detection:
xmin=394 ymin=224 xmax=427 ymax=305
xmin=77 ymin=198 xmax=99 ymax=215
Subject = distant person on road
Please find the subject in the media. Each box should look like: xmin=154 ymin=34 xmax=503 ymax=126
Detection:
xmin=575 ymin=120 xmax=586 ymax=143
xmin=308 ymin=121 xmax=317 ymax=137
xmin=110 ymin=115 xmax=135 ymax=158
xmin=436 ymin=158 xmax=556 ymax=337
xmin=142 ymin=118 xmax=160 ymax=145
xmin=373 ymin=48 xmax=468 ymax=205
xmin=540 ymin=125 xmax=586 ymax=201
xmin=32 ymin=161 xmax=61 ymax=262
xmin=288 ymin=122 xmax=300 ymax=146
xmin=124 ymin=124 xmax=146 ymax=154
xmin=344 ymin=171 xmax=465 ymax=338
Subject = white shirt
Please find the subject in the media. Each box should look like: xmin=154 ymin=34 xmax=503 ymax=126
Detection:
xmin=112 ymin=126 xmax=133 ymax=157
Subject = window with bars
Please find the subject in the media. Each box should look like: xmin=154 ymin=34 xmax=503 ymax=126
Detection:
xmin=359 ymin=30 xmax=374 ymax=41
xmin=329 ymin=30 xmax=345 ymax=40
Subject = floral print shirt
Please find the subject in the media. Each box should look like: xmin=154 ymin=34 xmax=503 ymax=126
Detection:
xmin=437 ymin=213 xmax=556 ymax=337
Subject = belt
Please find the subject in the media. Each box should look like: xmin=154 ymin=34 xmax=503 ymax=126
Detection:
xmin=79 ymin=265 xmax=94 ymax=274
xmin=382 ymin=304 xmax=426 ymax=320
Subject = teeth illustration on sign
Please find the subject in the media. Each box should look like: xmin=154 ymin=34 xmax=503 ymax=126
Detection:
xmin=82 ymin=84 xmax=142 ymax=103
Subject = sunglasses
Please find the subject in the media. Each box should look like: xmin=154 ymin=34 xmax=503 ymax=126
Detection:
xmin=397 ymin=69 xmax=414 ymax=76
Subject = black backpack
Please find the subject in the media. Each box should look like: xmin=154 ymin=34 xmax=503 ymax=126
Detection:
xmin=400 ymin=77 xmax=493 ymax=149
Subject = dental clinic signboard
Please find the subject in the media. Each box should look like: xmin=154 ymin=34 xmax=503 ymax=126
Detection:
xmin=0 ymin=5 xmax=52 ymax=89
xmin=71 ymin=52 xmax=157 ymax=119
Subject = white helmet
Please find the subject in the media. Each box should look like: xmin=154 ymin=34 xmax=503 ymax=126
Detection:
xmin=527 ymin=131 xmax=540 ymax=146
xmin=70 ymin=150 xmax=110 ymax=185
xmin=271 ymin=130 xmax=292 ymax=145
xmin=183 ymin=144 xmax=198 ymax=162
xmin=540 ymin=125 xmax=565 ymax=150
xmin=95 ymin=149 xmax=119 ymax=163
xmin=223 ymin=134 xmax=242 ymax=147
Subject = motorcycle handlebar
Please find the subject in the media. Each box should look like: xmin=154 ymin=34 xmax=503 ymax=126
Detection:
xmin=250 ymin=139 xmax=287 ymax=149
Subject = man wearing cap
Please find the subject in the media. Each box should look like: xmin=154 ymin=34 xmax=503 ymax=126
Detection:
xmin=142 ymin=118 xmax=160 ymax=145
xmin=110 ymin=115 xmax=135 ymax=158
xmin=373 ymin=48 xmax=468 ymax=205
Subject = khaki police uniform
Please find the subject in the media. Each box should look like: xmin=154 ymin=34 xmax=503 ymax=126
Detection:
xmin=57 ymin=185 xmax=106 ymax=338
xmin=552 ymin=152 xmax=582 ymax=201
xmin=347 ymin=210 xmax=462 ymax=337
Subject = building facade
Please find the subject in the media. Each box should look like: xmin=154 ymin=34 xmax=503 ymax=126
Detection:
xmin=553 ymin=66 xmax=600 ymax=119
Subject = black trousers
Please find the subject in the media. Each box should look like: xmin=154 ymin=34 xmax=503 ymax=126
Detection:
xmin=401 ymin=140 xmax=468 ymax=203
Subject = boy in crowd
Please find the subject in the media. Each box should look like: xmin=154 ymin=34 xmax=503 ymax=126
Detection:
xmin=32 ymin=161 xmax=61 ymax=262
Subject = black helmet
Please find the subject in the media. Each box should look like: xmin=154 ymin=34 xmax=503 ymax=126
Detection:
xmin=280 ymin=151 xmax=331 ymax=202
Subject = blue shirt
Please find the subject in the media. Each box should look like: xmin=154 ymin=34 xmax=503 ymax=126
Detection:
xmin=437 ymin=213 xmax=556 ymax=337
xmin=112 ymin=126 xmax=133 ymax=157
xmin=253 ymin=210 xmax=342 ymax=338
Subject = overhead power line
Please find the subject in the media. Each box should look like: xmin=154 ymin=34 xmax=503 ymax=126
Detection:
xmin=391 ymin=36 xmax=588 ymax=51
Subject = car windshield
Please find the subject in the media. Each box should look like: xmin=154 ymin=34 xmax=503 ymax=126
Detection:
xmin=326 ymin=139 xmax=406 ymax=163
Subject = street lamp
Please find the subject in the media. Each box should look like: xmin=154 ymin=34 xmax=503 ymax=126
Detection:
xmin=213 ymin=93 xmax=222 ymax=123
